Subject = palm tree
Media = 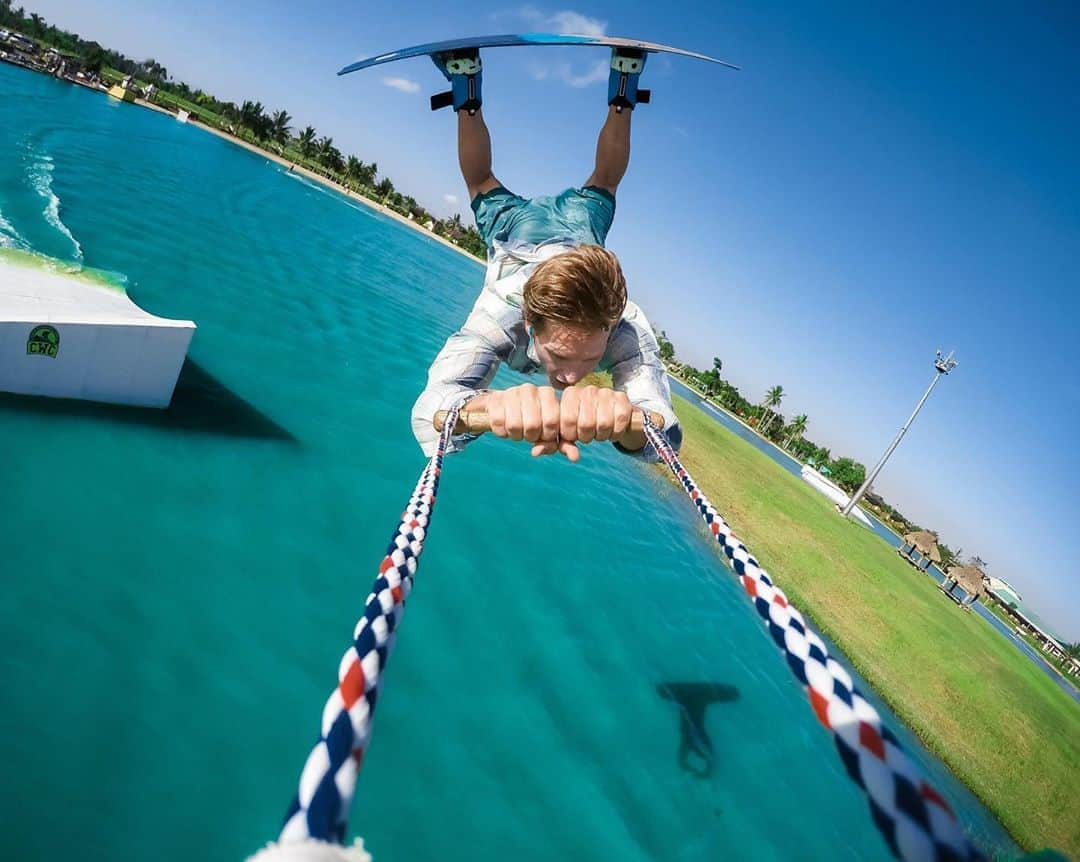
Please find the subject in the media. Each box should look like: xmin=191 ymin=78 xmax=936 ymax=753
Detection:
xmin=140 ymin=57 xmax=167 ymax=83
xmin=269 ymin=110 xmax=291 ymax=151
xmin=326 ymin=146 xmax=345 ymax=175
xmin=344 ymin=156 xmax=363 ymax=187
xmin=295 ymin=126 xmax=317 ymax=159
xmin=358 ymin=161 xmax=377 ymax=188
xmin=315 ymin=136 xmax=343 ymax=173
xmin=239 ymin=100 xmax=268 ymax=139
xmin=375 ymin=177 xmax=395 ymax=203
xmin=784 ymin=414 xmax=808 ymax=450
xmin=758 ymin=385 xmax=785 ymax=435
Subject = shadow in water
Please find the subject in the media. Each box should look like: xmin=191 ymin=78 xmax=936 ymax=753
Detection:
xmin=657 ymin=681 xmax=740 ymax=778
xmin=0 ymin=357 xmax=297 ymax=443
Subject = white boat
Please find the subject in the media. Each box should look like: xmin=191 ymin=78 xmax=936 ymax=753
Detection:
xmin=176 ymin=109 xmax=190 ymax=123
xmin=800 ymin=465 xmax=874 ymax=527
xmin=0 ymin=249 xmax=195 ymax=407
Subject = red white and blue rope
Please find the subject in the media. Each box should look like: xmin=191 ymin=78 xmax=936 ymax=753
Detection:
xmin=641 ymin=416 xmax=985 ymax=862
xmin=277 ymin=403 xmax=985 ymax=862
xmin=279 ymin=398 xmax=469 ymax=844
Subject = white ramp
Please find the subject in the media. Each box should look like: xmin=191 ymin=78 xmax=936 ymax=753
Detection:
xmin=0 ymin=249 xmax=195 ymax=407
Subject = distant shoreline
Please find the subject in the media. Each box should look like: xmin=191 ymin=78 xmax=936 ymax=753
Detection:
xmin=124 ymin=94 xmax=484 ymax=266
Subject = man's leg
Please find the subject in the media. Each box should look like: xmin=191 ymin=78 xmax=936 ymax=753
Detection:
xmin=458 ymin=109 xmax=502 ymax=201
xmin=584 ymin=106 xmax=632 ymax=196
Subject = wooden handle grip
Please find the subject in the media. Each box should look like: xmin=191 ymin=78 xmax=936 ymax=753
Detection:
xmin=433 ymin=408 xmax=665 ymax=434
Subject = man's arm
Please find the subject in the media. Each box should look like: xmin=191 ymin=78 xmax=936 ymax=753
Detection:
xmin=458 ymin=109 xmax=502 ymax=201
xmin=604 ymin=313 xmax=682 ymax=462
xmin=411 ymin=327 xmax=504 ymax=456
xmin=584 ymin=105 xmax=632 ymax=196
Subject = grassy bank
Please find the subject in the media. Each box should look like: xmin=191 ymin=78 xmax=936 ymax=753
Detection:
xmin=669 ymin=394 xmax=1079 ymax=856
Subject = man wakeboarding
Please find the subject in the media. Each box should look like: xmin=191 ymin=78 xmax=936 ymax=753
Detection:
xmin=412 ymin=46 xmax=681 ymax=463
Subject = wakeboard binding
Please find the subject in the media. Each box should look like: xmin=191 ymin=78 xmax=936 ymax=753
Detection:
xmin=608 ymin=47 xmax=650 ymax=111
xmin=431 ymin=49 xmax=483 ymax=114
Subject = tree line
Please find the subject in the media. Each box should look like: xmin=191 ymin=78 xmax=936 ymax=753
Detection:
xmin=656 ymin=329 xmax=971 ymax=567
xmin=0 ymin=2 xmax=487 ymax=257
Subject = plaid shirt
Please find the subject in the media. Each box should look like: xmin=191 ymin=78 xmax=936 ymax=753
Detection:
xmin=412 ymin=238 xmax=682 ymax=461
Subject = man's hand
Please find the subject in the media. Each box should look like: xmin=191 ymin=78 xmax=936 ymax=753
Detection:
xmin=556 ymin=385 xmax=645 ymax=457
xmin=468 ymin=384 xmax=645 ymax=462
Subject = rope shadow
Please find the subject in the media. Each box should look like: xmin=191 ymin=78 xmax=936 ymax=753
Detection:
xmin=657 ymin=681 xmax=740 ymax=778
xmin=0 ymin=357 xmax=298 ymax=443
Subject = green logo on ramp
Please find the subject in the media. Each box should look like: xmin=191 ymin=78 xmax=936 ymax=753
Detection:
xmin=27 ymin=325 xmax=60 ymax=358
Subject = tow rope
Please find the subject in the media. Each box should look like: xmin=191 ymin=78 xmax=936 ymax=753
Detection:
xmin=268 ymin=401 xmax=984 ymax=862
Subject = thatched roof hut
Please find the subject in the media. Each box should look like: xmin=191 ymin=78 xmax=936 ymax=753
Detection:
xmin=902 ymin=530 xmax=942 ymax=563
xmin=945 ymin=564 xmax=987 ymax=599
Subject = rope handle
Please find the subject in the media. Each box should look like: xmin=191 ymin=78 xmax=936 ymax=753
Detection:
xmin=433 ymin=408 xmax=665 ymax=434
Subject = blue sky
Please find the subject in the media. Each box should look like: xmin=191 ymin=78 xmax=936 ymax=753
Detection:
xmin=24 ymin=1 xmax=1080 ymax=639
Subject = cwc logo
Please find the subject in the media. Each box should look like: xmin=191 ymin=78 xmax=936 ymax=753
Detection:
xmin=27 ymin=325 xmax=60 ymax=358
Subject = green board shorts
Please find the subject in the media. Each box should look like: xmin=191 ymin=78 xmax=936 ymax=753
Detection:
xmin=471 ymin=185 xmax=616 ymax=250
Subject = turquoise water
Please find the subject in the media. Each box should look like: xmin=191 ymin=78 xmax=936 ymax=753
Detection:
xmin=0 ymin=63 xmax=1021 ymax=861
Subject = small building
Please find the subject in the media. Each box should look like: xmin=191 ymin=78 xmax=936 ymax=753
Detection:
xmin=985 ymin=576 xmax=1023 ymax=608
xmin=898 ymin=530 xmax=941 ymax=572
xmin=939 ymin=563 xmax=986 ymax=608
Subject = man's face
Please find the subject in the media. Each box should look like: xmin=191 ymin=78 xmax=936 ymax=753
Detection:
xmin=529 ymin=320 xmax=609 ymax=390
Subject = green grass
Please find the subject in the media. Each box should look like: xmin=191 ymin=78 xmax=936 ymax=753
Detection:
xmin=669 ymin=394 xmax=1079 ymax=856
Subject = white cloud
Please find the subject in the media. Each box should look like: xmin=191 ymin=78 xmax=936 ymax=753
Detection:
xmin=443 ymin=193 xmax=459 ymax=205
xmin=529 ymin=58 xmax=608 ymax=88
xmin=508 ymin=8 xmax=610 ymax=87
xmin=563 ymin=58 xmax=608 ymax=87
xmin=382 ymin=77 xmax=420 ymax=94
xmin=493 ymin=6 xmax=607 ymax=36
xmin=548 ymin=10 xmax=607 ymax=37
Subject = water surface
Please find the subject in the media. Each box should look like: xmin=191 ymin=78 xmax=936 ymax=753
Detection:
xmin=0 ymin=63 xmax=1021 ymax=861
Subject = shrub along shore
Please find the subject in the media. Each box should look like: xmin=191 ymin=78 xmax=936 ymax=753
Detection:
xmin=667 ymin=394 xmax=1079 ymax=857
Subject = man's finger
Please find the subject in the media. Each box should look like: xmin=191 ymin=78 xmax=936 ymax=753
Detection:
xmin=539 ymin=386 xmax=560 ymax=443
xmin=520 ymin=384 xmax=542 ymax=443
xmin=613 ymin=396 xmax=633 ymax=437
xmin=504 ymin=391 xmax=524 ymax=441
xmin=488 ymin=394 xmax=507 ymax=438
xmin=559 ymin=386 xmax=579 ymax=442
xmin=531 ymin=440 xmax=559 ymax=457
xmin=577 ymin=386 xmax=597 ymax=444
xmin=595 ymin=388 xmax=614 ymax=441
xmin=558 ymin=439 xmax=580 ymax=462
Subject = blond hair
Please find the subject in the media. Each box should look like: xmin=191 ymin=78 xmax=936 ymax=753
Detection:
xmin=523 ymin=245 xmax=627 ymax=332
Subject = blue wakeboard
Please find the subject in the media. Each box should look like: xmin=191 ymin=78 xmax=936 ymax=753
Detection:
xmin=338 ymin=33 xmax=739 ymax=76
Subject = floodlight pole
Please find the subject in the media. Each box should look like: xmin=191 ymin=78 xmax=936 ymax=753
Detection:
xmin=840 ymin=350 xmax=958 ymax=519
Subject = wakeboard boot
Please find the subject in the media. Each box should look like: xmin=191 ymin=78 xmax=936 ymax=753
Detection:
xmin=608 ymin=47 xmax=650 ymax=112
xmin=430 ymin=49 xmax=482 ymax=114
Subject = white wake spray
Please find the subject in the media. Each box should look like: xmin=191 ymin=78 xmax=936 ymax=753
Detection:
xmin=27 ymin=149 xmax=84 ymax=262
xmin=0 ymin=206 xmax=28 ymax=250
